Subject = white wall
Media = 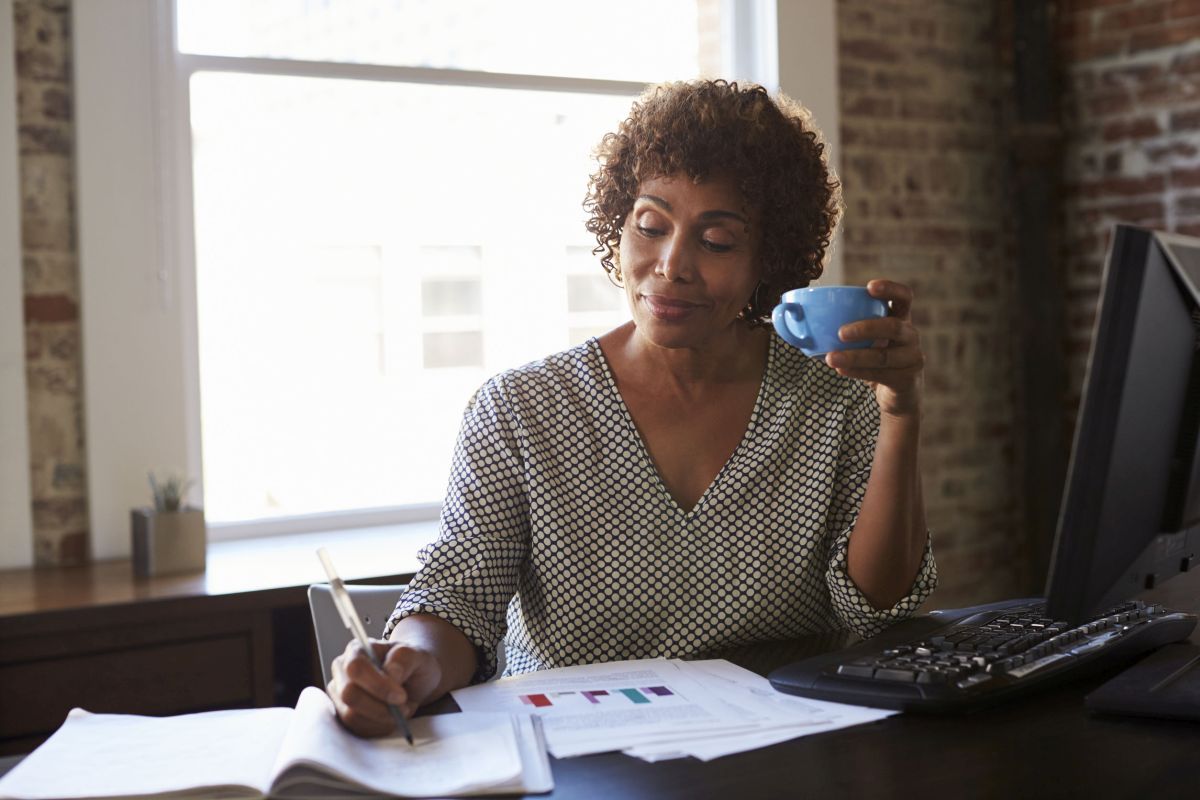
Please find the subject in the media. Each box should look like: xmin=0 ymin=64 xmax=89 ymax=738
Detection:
xmin=75 ymin=0 xmax=194 ymax=559
xmin=776 ymin=0 xmax=843 ymax=283
xmin=724 ymin=0 xmax=842 ymax=283
xmin=0 ymin=0 xmax=35 ymax=569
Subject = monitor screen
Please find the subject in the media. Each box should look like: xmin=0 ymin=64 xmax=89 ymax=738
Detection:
xmin=1045 ymin=224 xmax=1200 ymax=624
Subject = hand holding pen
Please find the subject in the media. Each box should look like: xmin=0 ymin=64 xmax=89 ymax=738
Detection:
xmin=318 ymin=548 xmax=414 ymax=744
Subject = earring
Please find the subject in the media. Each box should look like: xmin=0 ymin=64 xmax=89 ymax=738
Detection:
xmin=741 ymin=281 xmax=765 ymax=320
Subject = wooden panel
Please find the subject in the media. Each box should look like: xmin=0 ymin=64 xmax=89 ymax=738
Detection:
xmin=0 ymin=635 xmax=256 ymax=742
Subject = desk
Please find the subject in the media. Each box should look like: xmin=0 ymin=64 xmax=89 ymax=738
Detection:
xmin=2 ymin=630 xmax=1198 ymax=798
xmin=3 ymin=568 xmax=1198 ymax=797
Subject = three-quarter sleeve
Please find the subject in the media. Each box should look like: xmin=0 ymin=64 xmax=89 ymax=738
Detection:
xmin=823 ymin=382 xmax=937 ymax=639
xmin=382 ymin=376 xmax=531 ymax=682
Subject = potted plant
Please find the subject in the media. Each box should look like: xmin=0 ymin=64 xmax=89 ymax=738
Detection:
xmin=131 ymin=471 xmax=206 ymax=577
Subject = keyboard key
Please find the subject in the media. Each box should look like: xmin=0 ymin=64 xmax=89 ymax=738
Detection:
xmin=873 ymin=668 xmax=917 ymax=683
xmin=836 ymin=664 xmax=876 ymax=678
xmin=956 ymin=673 xmax=993 ymax=690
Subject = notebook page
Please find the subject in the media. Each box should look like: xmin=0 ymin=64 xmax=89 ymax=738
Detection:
xmin=270 ymin=687 xmax=524 ymax=798
xmin=0 ymin=705 xmax=293 ymax=800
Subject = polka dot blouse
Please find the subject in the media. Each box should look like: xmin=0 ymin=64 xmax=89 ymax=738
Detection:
xmin=384 ymin=331 xmax=937 ymax=681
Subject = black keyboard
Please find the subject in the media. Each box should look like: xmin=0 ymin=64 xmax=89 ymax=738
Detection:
xmin=768 ymin=598 xmax=1198 ymax=712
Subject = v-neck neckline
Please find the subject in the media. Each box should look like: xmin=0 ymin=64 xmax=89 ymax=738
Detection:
xmin=589 ymin=334 xmax=775 ymax=520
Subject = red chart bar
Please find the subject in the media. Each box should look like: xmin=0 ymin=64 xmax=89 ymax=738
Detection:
xmin=521 ymin=693 xmax=553 ymax=708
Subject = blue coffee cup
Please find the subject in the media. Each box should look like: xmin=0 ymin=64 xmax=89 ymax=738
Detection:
xmin=772 ymin=286 xmax=888 ymax=357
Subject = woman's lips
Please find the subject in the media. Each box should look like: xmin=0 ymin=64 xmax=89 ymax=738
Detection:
xmin=643 ymin=294 xmax=703 ymax=321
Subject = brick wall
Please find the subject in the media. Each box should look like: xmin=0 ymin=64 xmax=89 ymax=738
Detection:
xmin=838 ymin=0 xmax=1027 ymax=607
xmin=14 ymin=0 xmax=87 ymax=565
xmin=1057 ymin=0 xmax=1200 ymax=407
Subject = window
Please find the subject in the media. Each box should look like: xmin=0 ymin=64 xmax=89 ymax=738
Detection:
xmin=74 ymin=0 xmax=838 ymax=556
xmin=183 ymin=0 xmax=715 ymax=530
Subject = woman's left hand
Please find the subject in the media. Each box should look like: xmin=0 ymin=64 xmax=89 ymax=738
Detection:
xmin=825 ymin=279 xmax=924 ymax=419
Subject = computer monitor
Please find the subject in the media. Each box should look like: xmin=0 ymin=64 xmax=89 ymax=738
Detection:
xmin=1045 ymin=224 xmax=1200 ymax=625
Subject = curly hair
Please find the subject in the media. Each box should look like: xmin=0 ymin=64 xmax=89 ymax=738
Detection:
xmin=583 ymin=80 xmax=843 ymax=325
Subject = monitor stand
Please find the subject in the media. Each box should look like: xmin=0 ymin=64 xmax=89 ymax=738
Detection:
xmin=1085 ymin=642 xmax=1200 ymax=720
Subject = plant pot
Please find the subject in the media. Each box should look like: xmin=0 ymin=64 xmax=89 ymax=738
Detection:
xmin=131 ymin=507 xmax=207 ymax=577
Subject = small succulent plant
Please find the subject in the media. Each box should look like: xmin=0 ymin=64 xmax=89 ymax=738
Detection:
xmin=148 ymin=471 xmax=194 ymax=513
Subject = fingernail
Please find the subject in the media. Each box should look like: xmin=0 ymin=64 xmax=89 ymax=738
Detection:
xmin=388 ymin=691 xmax=406 ymax=706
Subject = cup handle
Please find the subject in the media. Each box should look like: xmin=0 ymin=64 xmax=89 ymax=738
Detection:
xmin=772 ymin=303 xmax=814 ymax=350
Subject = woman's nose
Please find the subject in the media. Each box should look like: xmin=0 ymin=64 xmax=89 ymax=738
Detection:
xmin=655 ymin=236 xmax=692 ymax=282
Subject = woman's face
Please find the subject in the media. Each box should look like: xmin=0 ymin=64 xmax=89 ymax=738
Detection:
xmin=618 ymin=173 xmax=760 ymax=351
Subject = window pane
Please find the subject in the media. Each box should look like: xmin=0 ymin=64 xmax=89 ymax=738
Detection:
xmin=567 ymin=274 xmax=623 ymax=313
xmin=177 ymin=0 xmax=714 ymax=83
xmin=191 ymin=72 xmax=632 ymax=523
xmin=422 ymin=279 xmax=482 ymax=317
xmin=423 ymin=331 xmax=484 ymax=368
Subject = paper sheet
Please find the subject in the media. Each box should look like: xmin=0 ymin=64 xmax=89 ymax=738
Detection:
xmin=0 ymin=705 xmax=292 ymax=799
xmin=453 ymin=657 xmax=896 ymax=762
xmin=271 ymin=687 xmax=526 ymax=798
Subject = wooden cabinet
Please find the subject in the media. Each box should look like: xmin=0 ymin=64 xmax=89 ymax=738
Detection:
xmin=0 ymin=529 xmax=420 ymax=755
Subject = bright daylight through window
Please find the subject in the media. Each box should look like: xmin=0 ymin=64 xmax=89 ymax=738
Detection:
xmin=177 ymin=0 xmax=723 ymax=527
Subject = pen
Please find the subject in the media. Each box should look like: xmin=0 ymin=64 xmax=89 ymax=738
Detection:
xmin=317 ymin=547 xmax=414 ymax=745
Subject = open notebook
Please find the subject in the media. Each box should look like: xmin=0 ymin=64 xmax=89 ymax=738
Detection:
xmin=0 ymin=687 xmax=552 ymax=800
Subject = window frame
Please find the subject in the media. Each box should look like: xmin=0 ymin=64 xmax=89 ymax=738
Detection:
xmin=0 ymin=0 xmax=34 ymax=568
xmin=74 ymin=0 xmax=839 ymax=558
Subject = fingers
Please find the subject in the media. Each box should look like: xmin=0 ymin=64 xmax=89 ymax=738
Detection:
xmin=837 ymin=315 xmax=912 ymax=347
xmin=328 ymin=640 xmax=412 ymax=738
xmin=826 ymin=344 xmax=924 ymax=376
xmin=867 ymin=278 xmax=913 ymax=320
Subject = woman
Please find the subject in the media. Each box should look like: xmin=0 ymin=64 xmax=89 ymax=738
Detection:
xmin=330 ymin=80 xmax=935 ymax=737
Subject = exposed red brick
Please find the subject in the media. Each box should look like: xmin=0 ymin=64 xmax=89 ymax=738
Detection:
xmin=1129 ymin=19 xmax=1200 ymax=53
xmin=1173 ymin=50 xmax=1200 ymax=73
xmin=1169 ymin=107 xmax=1200 ymax=131
xmin=1070 ymin=174 xmax=1167 ymax=196
xmin=1147 ymin=141 xmax=1199 ymax=161
xmin=843 ymin=94 xmax=896 ymax=117
xmin=842 ymin=37 xmax=902 ymax=63
xmin=1097 ymin=63 xmax=1165 ymax=91
xmin=1169 ymin=0 xmax=1200 ymax=18
xmin=55 ymin=530 xmax=89 ymax=566
xmin=1175 ymin=220 xmax=1200 ymax=236
xmin=911 ymin=226 xmax=967 ymax=247
xmin=1062 ymin=0 xmax=1142 ymax=11
xmin=1176 ymin=194 xmax=1200 ymax=216
xmin=1098 ymin=1 xmax=1169 ymax=30
xmin=1083 ymin=200 xmax=1166 ymax=222
xmin=1062 ymin=34 xmax=1127 ymax=62
xmin=23 ymin=293 xmax=77 ymax=323
xmin=1171 ymin=165 xmax=1200 ymax=187
xmin=1100 ymin=115 xmax=1163 ymax=140
xmin=1085 ymin=91 xmax=1135 ymax=117
xmin=839 ymin=64 xmax=870 ymax=91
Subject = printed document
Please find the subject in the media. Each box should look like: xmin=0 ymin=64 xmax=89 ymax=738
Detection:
xmin=452 ymin=657 xmax=895 ymax=760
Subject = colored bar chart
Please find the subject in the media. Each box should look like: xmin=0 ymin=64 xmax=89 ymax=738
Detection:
xmin=517 ymin=686 xmax=676 ymax=709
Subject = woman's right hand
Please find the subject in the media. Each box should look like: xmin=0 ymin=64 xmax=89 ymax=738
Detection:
xmin=327 ymin=638 xmax=444 ymax=738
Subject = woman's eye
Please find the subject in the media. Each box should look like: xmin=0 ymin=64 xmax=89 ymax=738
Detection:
xmin=703 ymin=240 xmax=733 ymax=253
xmin=637 ymin=225 xmax=663 ymax=237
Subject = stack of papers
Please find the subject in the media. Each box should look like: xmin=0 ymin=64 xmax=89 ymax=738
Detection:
xmin=452 ymin=658 xmax=895 ymax=761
